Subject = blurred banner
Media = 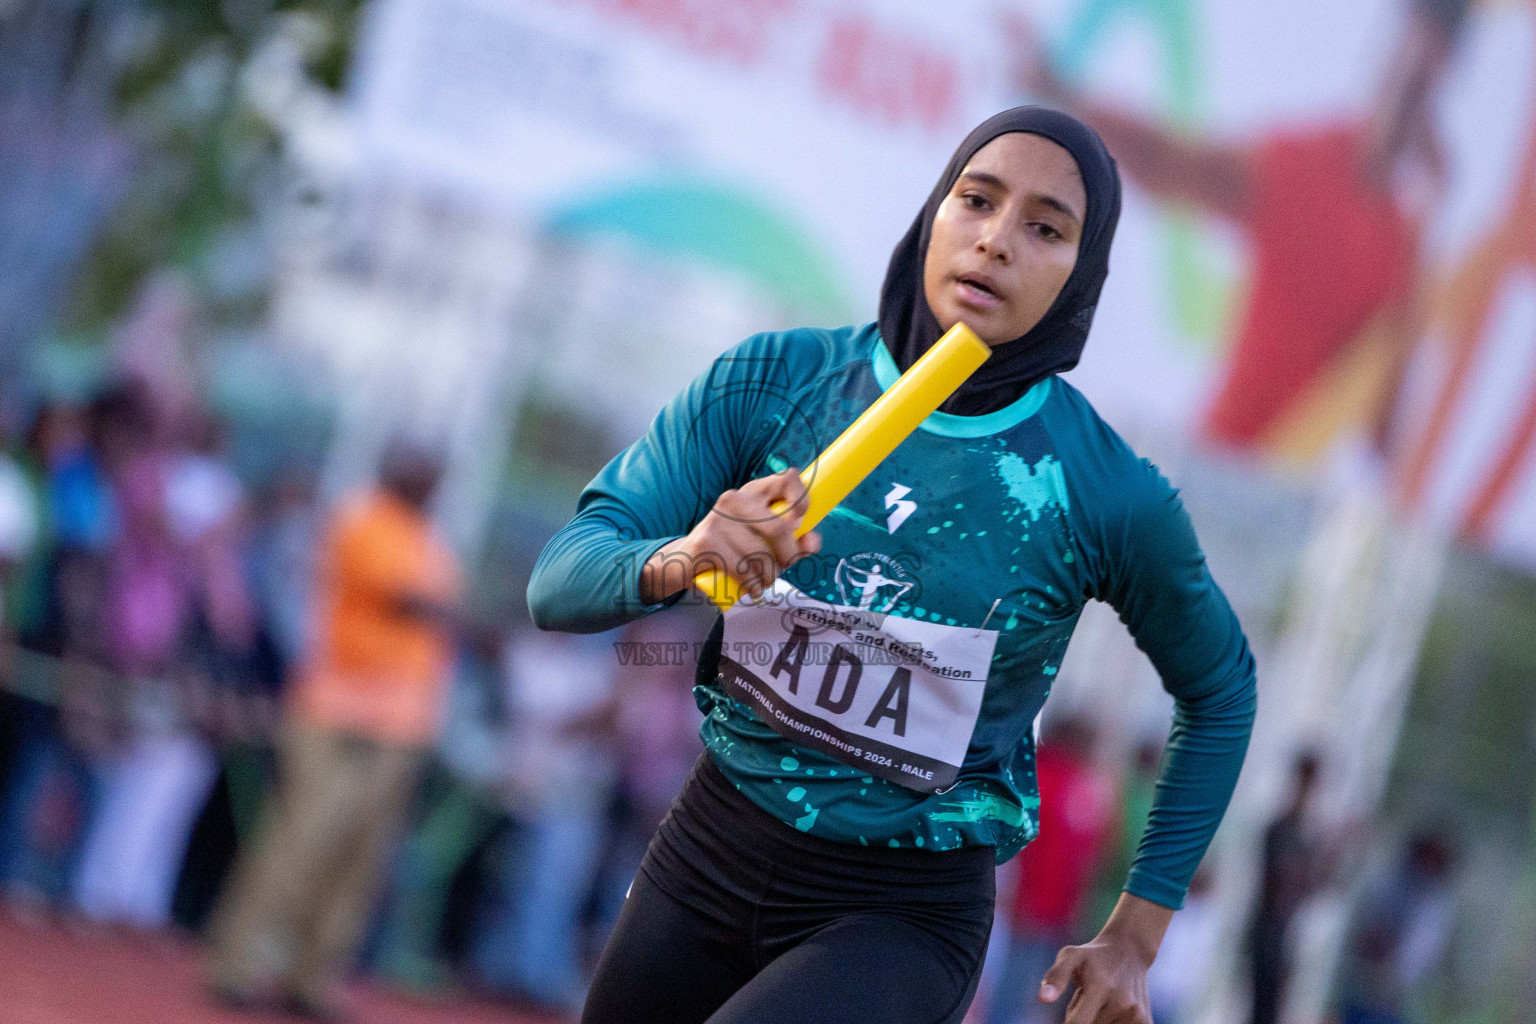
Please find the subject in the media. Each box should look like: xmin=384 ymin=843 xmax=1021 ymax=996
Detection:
xmin=350 ymin=0 xmax=1536 ymax=569
xmin=350 ymin=0 xmax=1015 ymax=322
xmin=1389 ymin=1 xmax=1536 ymax=570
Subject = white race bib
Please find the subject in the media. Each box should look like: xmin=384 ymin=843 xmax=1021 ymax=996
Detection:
xmin=718 ymin=579 xmax=999 ymax=793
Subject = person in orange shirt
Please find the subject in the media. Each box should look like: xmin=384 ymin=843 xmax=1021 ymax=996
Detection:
xmin=209 ymin=442 xmax=461 ymax=1020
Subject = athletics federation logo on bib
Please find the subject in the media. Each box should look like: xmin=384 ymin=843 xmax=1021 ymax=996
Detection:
xmin=717 ymin=580 xmax=998 ymax=794
xmin=834 ymin=552 xmax=914 ymax=612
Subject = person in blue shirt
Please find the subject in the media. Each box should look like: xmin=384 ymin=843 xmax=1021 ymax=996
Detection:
xmin=531 ymin=106 xmax=1257 ymax=1024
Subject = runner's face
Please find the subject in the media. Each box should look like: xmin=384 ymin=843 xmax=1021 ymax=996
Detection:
xmin=922 ymin=133 xmax=1085 ymax=346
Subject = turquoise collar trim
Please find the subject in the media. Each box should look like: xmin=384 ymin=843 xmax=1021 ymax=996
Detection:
xmin=870 ymin=335 xmax=1052 ymax=438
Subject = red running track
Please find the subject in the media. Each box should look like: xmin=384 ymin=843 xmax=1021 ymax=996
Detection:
xmin=0 ymin=913 xmax=570 ymax=1024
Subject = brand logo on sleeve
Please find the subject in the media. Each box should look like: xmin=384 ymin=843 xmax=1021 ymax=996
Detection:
xmin=884 ymin=483 xmax=917 ymax=534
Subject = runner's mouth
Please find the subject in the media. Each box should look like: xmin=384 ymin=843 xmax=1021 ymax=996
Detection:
xmin=955 ymin=274 xmax=1004 ymax=308
xmin=957 ymin=275 xmax=997 ymax=297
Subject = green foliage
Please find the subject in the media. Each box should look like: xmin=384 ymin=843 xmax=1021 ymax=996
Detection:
xmin=62 ymin=0 xmax=363 ymax=335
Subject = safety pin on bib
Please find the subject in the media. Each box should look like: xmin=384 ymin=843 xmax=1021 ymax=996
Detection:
xmin=974 ymin=598 xmax=1002 ymax=637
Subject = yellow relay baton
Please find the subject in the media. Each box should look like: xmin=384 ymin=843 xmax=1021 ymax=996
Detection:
xmin=693 ymin=322 xmax=991 ymax=612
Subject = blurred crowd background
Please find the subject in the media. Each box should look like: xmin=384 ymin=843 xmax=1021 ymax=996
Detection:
xmin=1 ymin=0 xmax=1535 ymax=1022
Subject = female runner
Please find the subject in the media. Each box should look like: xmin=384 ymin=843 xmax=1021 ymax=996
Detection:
xmin=529 ymin=106 xmax=1257 ymax=1024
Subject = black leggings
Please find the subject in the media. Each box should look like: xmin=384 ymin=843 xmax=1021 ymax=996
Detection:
xmin=582 ymin=754 xmax=994 ymax=1024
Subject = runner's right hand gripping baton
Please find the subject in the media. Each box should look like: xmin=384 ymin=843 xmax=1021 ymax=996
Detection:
xmin=692 ymin=322 xmax=991 ymax=612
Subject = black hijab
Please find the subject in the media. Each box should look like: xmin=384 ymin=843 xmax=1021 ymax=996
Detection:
xmin=877 ymin=106 xmax=1122 ymax=416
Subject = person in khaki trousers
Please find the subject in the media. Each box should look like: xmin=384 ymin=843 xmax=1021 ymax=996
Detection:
xmin=209 ymin=445 xmax=460 ymax=1019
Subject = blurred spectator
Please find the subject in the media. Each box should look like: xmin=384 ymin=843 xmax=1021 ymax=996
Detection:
xmin=0 ymin=405 xmax=43 ymax=674
xmin=208 ymin=442 xmax=461 ymax=1018
xmin=51 ymin=396 xmax=120 ymax=558
xmin=1146 ymin=862 xmax=1221 ymax=1024
xmin=0 ymin=398 xmax=114 ymax=914
xmin=1089 ymin=737 xmax=1162 ymax=931
xmin=190 ymin=468 xmax=318 ymax=883
xmin=1007 ymin=0 xmax=1471 ymax=459
xmin=70 ymin=382 xmax=214 ymax=929
xmin=169 ymin=413 xmax=257 ymax=659
xmin=247 ymin=469 xmax=321 ymax=673
xmin=0 ymin=434 xmax=41 ymax=624
xmin=167 ymin=415 xmax=244 ymax=550
xmin=0 ymin=410 xmax=44 ymax=907
xmin=165 ymin=413 xmax=281 ymax=932
xmin=372 ymin=646 xmax=511 ymax=996
xmin=468 ymin=627 xmax=618 ymax=1013
xmin=1248 ymin=750 xmax=1329 ymax=1024
xmin=588 ymin=612 xmax=704 ymax=940
xmin=985 ymin=716 xmax=1118 ymax=1024
xmin=1336 ymin=829 xmax=1458 ymax=1024
xmin=6 ymin=403 xmax=85 ymax=651
xmin=167 ymin=411 xmax=267 ymax=775
xmin=202 ymin=471 xmax=319 ymax=859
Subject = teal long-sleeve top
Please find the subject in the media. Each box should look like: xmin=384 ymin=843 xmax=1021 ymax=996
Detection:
xmin=529 ymin=324 xmax=1257 ymax=909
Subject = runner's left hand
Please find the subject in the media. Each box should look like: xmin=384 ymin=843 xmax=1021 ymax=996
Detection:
xmin=1038 ymin=892 xmax=1172 ymax=1024
xmin=1038 ymin=935 xmax=1154 ymax=1024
